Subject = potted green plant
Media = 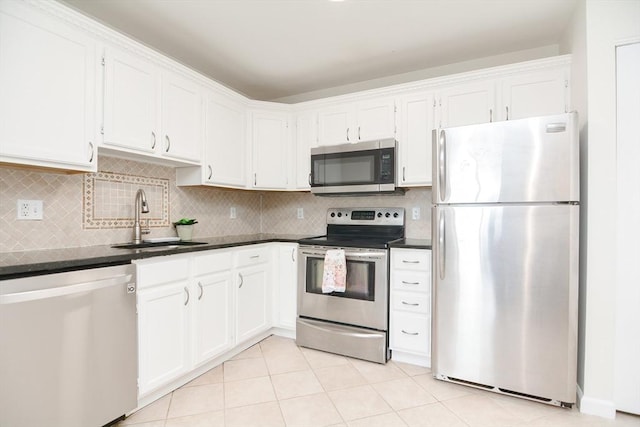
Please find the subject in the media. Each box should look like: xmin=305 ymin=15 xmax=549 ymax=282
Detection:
xmin=173 ymin=218 xmax=198 ymax=241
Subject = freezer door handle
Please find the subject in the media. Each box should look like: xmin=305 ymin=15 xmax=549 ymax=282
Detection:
xmin=438 ymin=209 xmax=446 ymax=280
xmin=438 ymin=130 xmax=447 ymax=202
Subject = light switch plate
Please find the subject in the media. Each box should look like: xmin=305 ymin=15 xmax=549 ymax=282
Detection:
xmin=412 ymin=207 xmax=420 ymax=220
xmin=297 ymin=207 xmax=304 ymax=219
xmin=230 ymin=207 xmax=237 ymax=219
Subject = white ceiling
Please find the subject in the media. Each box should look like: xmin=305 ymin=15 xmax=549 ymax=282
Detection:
xmin=60 ymin=0 xmax=579 ymax=101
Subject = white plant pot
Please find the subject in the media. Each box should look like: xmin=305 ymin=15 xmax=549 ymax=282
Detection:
xmin=175 ymin=224 xmax=194 ymax=241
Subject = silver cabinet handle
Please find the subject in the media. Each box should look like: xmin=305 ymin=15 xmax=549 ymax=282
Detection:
xmin=439 ymin=209 xmax=446 ymax=280
xmin=438 ymin=130 xmax=447 ymax=202
xmin=207 ymin=165 xmax=213 ymax=180
xmin=401 ymin=330 xmax=419 ymax=336
xmin=346 ymin=127 xmax=350 ymax=142
xmin=358 ymin=126 xmax=361 ymax=140
xmin=401 ymin=301 xmax=419 ymax=306
xmin=197 ymin=282 xmax=203 ymax=300
xmin=184 ymin=286 xmax=190 ymax=306
xmin=505 ymin=106 xmax=509 ymax=120
xmin=401 ymin=280 xmax=420 ymax=285
xmin=88 ymin=141 xmax=94 ymax=163
xmin=151 ymin=131 xmax=156 ymax=149
xmin=489 ymin=109 xmax=493 ymax=123
xmin=291 ymin=248 xmax=296 ymax=262
xmin=402 ymin=166 xmax=406 ymax=182
xmin=254 ymin=173 xmax=257 ymax=186
xmin=250 ymin=255 xmax=260 ymax=259
xmin=402 ymin=260 xmax=420 ymax=264
xmin=308 ymin=173 xmax=312 ymax=186
xmin=238 ymin=273 xmax=243 ymax=288
xmin=165 ymin=135 xmax=171 ymax=152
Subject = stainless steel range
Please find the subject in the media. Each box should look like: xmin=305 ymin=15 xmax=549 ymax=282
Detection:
xmin=296 ymin=207 xmax=405 ymax=364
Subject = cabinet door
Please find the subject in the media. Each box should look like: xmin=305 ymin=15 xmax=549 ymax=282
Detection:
xmin=356 ymin=98 xmax=396 ymax=142
xmin=0 ymin=1 xmax=96 ymax=171
xmin=500 ymin=69 xmax=568 ymax=120
xmin=192 ymin=271 xmax=233 ymax=365
xmin=251 ymin=110 xmax=289 ymax=189
xmin=275 ymin=244 xmax=298 ymax=330
xmin=236 ymin=264 xmax=270 ymax=343
xmin=102 ymin=47 xmax=159 ymax=154
xmin=398 ymin=92 xmax=435 ymax=186
xmin=204 ymin=95 xmax=246 ymax=187
xmin=438 ymin=80 xmax=496 ymax=128
xmin=317 ymin=105 xmax=353 ymax=146
xmin=294 ymin=112 xmax=317 ymax=189
xmin=137 ymin=282 xmax=190 ymax=396
xmin=161 ymin=72 xmax=202 ymax=163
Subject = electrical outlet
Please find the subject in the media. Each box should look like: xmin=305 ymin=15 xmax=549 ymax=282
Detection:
xmin=297 ymin=207 xmax=304 ymax=219
xmin=17 ymin=199 xmax=43 ymax=220
xmin=230 ymin=207 xmax=237 ymax=219
xmin=412 ymin=207 xmax=420 ymax=220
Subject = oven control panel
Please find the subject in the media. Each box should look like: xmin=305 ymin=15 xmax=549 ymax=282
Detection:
xmin=326 ymin=207 xmax=405 ymax=226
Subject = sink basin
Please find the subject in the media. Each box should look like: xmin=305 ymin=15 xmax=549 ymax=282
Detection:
xmin=112 ymin=241 xmax=207 ymax=250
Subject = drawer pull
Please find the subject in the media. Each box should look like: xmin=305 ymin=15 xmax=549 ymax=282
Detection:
xmin=401 ymin=281 xmax=420 ymax=285
xmin=250 ymin=255 xmax=260 ymax=259
xmin=401 ymin=301 xmax=419 ymax=306
xmin=402 ymin=260 xmax=420 ymax=264
xmin=401 ymin=330 xmax=419 ymax=336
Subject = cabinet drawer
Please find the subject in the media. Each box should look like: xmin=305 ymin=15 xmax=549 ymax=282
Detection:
xmin=235 ymin=246 xmax=270 ymax=268
xmin=391 ymin=270 xmax=430 ymax=293
xmin=390 ymin=312 xmax=430 ymax=355
xmin=193 ymin=250 xmax=233 ymax=275
xmin=392 ymin=249 xmax=431 ymax=271
xmin=136 ymin=256 xmax=190 ymax=289
xmin=392 ymin=291 xmax=430 ymax=314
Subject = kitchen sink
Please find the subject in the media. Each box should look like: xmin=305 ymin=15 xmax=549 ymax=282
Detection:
xmin=112 ymin=241 xmax=207 ymax=250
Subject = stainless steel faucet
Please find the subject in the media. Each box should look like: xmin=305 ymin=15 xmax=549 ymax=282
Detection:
xmin=133 ymin=189 xmax=150 ymax=243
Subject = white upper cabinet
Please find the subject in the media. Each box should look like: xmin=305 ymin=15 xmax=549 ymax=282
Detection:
xmin=317 ymin=97 xmax=396 ymax=146
xmin=0 ymin=1 xmax=96 ymax=172
xmin=160 ymin=71 xmax=202 ymax=163
xmin=294 ymin=111 xmax=317 ymax=189
xmin=398 ymin=91 xmax=435 ymax=186
xmin=499 ymin=68 xmax=568 ymax=120
xmin=250 ymin=109 xmax=291 ymax=189
xmin=437 ymin=80 xmax=496 ymax=128
xmin=102 ymin=47 xmax=159 ymax=154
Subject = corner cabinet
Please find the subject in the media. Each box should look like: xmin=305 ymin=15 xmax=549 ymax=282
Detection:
xmin=389 ymin=248 xmax=432 ymax=367
xmin=272 ymin=243 xmax=298 ymax=333
xmin=249 ymin=108 xmax=291 ymax=189
xmin=0 ymin=0 xmax=97 ymax=172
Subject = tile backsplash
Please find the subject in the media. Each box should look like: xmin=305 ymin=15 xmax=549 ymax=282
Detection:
xmin=0 ymin=157 xmax=432 ymax=253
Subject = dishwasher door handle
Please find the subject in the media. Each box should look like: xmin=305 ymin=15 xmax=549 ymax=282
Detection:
xmin=0 ymin=273 xmax=134 ymax=304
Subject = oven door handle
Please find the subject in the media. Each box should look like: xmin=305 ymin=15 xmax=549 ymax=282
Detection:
xmin=300 ymin=250 xmax=386 ymax=260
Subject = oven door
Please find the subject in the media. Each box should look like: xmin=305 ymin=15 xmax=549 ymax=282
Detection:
xmin=298 ymin=245 xmax=389 ymax=331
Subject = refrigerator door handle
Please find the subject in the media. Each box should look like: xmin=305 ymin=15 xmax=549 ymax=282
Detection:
xmin=438 ymin=209 xmax=445 ymax=280
xmin=438 ymin=130 xmax=447 ymax=202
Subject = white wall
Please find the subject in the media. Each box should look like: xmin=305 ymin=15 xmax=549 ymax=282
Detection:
xmin=566 ymin=0 xmax=640 ymax=418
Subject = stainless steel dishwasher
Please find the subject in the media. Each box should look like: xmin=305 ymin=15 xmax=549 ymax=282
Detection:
xmin=0 ymin=264 xmax=138 ymax=427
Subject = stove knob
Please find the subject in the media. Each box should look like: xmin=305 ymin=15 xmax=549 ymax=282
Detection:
xmin=393 ymin=212 xmax=399 ymax=218
xmin=337 ymin=212 xmax=342 ymax=217
xmin=385 ymin=212 xmax=391 ymax=218
xmin=330 ymin=212 xmax=336 ymax=217
xmin=377 ymin=212 xmax=383 ymax=218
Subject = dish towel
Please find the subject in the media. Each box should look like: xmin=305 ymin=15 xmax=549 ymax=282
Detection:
xmin=322 ymin=249 xmax=347 ymax=293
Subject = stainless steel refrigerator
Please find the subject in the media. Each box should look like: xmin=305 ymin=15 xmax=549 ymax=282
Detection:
xmin=431 ymin=112 xmax=579 ymax=407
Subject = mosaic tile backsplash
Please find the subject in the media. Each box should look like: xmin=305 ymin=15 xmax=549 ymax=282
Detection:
xmin=0 ymin=157 xmax=432 ymax=253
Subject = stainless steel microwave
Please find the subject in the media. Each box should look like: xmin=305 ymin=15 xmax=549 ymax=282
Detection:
xmin=310 ymin=139 xmax=399 ymax=195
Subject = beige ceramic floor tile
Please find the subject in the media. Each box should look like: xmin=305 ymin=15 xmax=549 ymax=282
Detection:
xmin=442 ymin=394 xmax=526 ymax=427
xmin=264 ymin=346 xmax=311 ymax=375
xmin=328 ymin=384 xmax=393 ymax=421
xmin=224 ymin=376 xmax=277 ymax=409
xmin=271 ymin=369 xmax=324 ymax=400
xmin=487 ymin=392 xmax=566 ymax=422
xmin=116 ymin=421 xmax=165 ymax=427
xmin=231 ymin=343 xmax=263 ymax=360
xmin=397 ymin=402 xmax=467 ymax=427
xmin=350 ymin=358 xmax=408 ymax=383
xmin=184 ymin=365 xmax=223 ymax=387
xmin=225 ymin=401 xmax=285 ymax=427
xmin=314 ymin=364 xmax=368 ymax=391
xmin=223 ymin=356 xmax=269 ymax=382
xmin=164 ymin=409 xmax=225 ymax=427
xmin=373 ymin=377 xmax=437 ymax=410
xmin=393 ymin=360 xmax=432 ymax=377
xmin=167 ymin=384 xmax=224 ymax=419
xmin=301 ymin=347 xmax=350 ymax=369
xmin=346 ymin=411 xmax=409 ymax=427
xmin=413 ymin=374 xmax=475 ymax=401
xmin=260 ymin=335 xmax=300 ymax=354
xmin=520 ymin=409 xmax=640 ymax=427
xmin=279 ymin=392 xmax=344 ymax=427
xmin=120 ymin=394 xmax=171 ymax=424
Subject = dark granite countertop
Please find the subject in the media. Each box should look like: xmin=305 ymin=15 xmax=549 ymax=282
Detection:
xmin=389 ymin=239 xmax=432 ymax=250
xmin=0 ymin=234 xmax=315 ymax=279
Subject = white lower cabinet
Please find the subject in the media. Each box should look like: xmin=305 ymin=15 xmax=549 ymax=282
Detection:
xmin=235 ymin=245 xmax=271 ymax=343
xmin=273 ymin=243 xmax=298 ymax=332
xmin=389 ymin=248 xmax=432 ymax=367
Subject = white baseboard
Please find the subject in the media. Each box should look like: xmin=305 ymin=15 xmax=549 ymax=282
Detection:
xmin=577 ymin=384 xmax=617 ymax=419
xmin=390 ymin=350 xmax=431 ymax=368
